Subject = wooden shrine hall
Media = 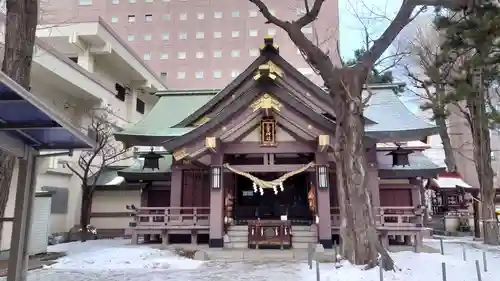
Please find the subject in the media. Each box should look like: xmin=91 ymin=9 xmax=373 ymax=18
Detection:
xmin=113 ymin=37 xmax=444 ymax=250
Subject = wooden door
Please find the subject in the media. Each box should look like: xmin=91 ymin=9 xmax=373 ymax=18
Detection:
xmin=379 ymin=189 xmax=412 ymax=207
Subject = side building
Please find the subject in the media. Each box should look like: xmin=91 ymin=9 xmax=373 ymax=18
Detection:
xmin=0 ymin=18 xmax=166 ymax=253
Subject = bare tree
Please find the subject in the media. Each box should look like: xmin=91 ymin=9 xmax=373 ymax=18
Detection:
xmin=0 ymin=0 xmax=38 ymax=246
xmin=248 ymin=0 xmax=477 ymax=269
xmin=401 ymin=16 xmax=460 ymax=172
xmin=65 ymin=108 xmax=129 ymax=242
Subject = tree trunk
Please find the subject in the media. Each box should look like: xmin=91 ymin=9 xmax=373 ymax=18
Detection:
xmin=0 ymin=0 xmax=39 ymax=246
xmin=330 ymin=70 xmax=394 ymax=270
xmin=466 ymin=95 xmax=499 ymax=245
xmin=80 ymin=188 xmax=93 ymax=242
xmin=433 ymin=113 xmax=456 ymax=172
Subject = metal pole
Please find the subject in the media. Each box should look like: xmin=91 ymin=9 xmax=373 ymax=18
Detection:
xmin=7 ymin=147 xmax=37 ymax=281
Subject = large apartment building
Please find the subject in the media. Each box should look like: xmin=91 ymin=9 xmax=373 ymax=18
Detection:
xmin=42 ymin=0 xmax=340 ymax=89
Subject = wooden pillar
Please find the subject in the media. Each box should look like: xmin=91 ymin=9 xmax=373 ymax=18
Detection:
xmin=472 ymin=190 xmax=481 ymax=238
xmin=170 ymin=168 xmax=182 ymax=207
xmin=315 ymin=152 xmax=332 ymax=249
xmin=209 ymin=152 xmax=224 ymax=248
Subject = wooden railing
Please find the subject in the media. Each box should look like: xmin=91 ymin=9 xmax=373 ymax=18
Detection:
xmin=377 ymin=206 xmax=422 ymax=228
xmin=130 ymin=207 xmax=210 ymax=229
xmin=330 ymin=206 xmax=423 ymax=228
xmin=330 ymin=207 xmax=341 ymax=228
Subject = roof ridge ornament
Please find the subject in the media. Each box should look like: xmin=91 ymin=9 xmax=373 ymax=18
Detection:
xmin=260 ymin=36 xmax=279 ymax=53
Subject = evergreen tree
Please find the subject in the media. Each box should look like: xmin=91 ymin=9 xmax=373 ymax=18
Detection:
xmin=344 ymin=48 xmax=396 ymax=84
xmin=434 ymin=1 xmax=500 ymax=244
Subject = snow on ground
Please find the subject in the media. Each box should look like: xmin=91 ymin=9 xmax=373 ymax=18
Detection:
xmin=45 ymin=238 xmax=204 ymax=271
xmin=3 ymin=237 xmax=499 ymax=281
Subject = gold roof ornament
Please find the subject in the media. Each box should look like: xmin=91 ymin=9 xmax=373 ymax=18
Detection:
xmin=253 ymin=61 xmax=282 ymax=80
xmin=173 ymin=148 xmax=187 ymax=161
xmin=193 ymin=116 xmax=210 ymax=126
xmin=260 ymin=36 xmax=279 ymax=52
xmin=250 ymin=93 xmax=282 ymax=112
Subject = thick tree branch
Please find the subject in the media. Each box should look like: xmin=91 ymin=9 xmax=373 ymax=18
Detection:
xmin=248 ymin=0 xmax=289 ymax=29
xmin=295 ymin=0 xmax=325 ymax=27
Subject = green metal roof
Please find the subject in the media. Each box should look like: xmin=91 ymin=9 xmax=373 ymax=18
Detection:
xmin=115 ymin=94 xmax=213 ymax=137
xmin=118 ymin=155 xmax=173 ymax=175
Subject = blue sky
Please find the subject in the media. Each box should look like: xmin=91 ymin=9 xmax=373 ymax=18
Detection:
xmin=337 ymin=0 xmax=421 ymax=113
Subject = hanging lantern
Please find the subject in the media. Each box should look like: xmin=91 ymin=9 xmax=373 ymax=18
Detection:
xmin=211 ymin=166 xmax=221 ymax=189
xmin=387 ymin=145 xmax=412 ymax=167
xmin=142 ymin=148 xmax=163 ymax=170
xmin=317 ymin=165 xmax=329 ymax=189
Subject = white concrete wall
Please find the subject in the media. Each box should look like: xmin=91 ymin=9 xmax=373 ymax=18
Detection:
xmin=90 ymin=190 xmax=140 ymax=230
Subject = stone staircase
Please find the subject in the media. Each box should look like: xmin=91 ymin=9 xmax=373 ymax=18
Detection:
xmin=224 ymin=224 xmax=317 ymax=249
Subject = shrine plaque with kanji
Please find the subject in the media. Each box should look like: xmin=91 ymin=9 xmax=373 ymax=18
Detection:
xmin=260 ymin=118 xmax=276 ymax=146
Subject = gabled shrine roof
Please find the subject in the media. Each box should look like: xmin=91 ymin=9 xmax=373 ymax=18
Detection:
xmin=114 ymin=37 xmax=438 ymax=148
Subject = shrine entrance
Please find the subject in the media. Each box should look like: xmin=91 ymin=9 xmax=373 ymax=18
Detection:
xmin=232 ymin=172 xmax=313 ymax=224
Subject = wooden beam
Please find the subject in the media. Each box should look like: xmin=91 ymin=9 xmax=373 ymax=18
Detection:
xmin=223 ymin=141 xmax=315 ymax=154
xmin=224 ymin=164 xmax=315 ymax=173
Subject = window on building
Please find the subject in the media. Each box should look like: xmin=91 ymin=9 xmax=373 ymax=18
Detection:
xmin=127 ymin=35 xmax=135 ymax=41
xmin=249 ymin=29 xmax=258 ymax=37
xmin=128 ymin=15 xmax=136 ymax=23
xmin=267 ymin=28 xmax=276 ymax=36
xmin=214 ymin=11 xmax=223 ymax=19
xmin=144 ymin=34 xmax=152 ymax=41
xmin=196 ymin=51 xmax=204 ymax=59
xmin=178 ymin=52 xmax=186 ymax=59
xmin=231 ymin=70 xmax=240 ymax=78
xmin=179 ymin=32 xmax=187 ymax=40
xmin=162 ymin=33 xmax=169 ymax=40
xmin=145 ymin=0 xmax=154 ymax=3
xmin=145 ymin=14 xmax=153 ymax=22
xmin=163 ymin=14 xmax=170 ymax=21
xmin=79 ymin=0 xmax=92 ymax=5
xmin=160 ymin=72 xmax=167 ymax=80
xmin=231 ymin=30 xmax=240 ymax=38
xmin=195 ymin=71 xmax=204 ymax=79
xmin=249 ymin=48 xmax=259 ymax=57
xmin=213 ymin=31 xmax=222 ymax=39
xmin=160 ymin=53 xmax=169 ymax=60
xmin=231 ymin=50 xmax=240 ymax=57
xmin=112 ymin=0 xmax=120 ymax=4
xmin=177 ymin=72 xmax=186 ymax=79
xmin=41 ymin=187 xmax=69 ymax=214
xmin=196 ymin=32 xmax=204 ymax=39
xmin=180 ymin=13 xmax=187 ymax=20
xmin=213 ymin=71 xmax=222 ymax=79
xmin=249 ymin=10 xmax=258 ymax=17
xmin=232 ymin=11 xmax=240 ymax=17
xmin=136 ymin=98 xmax=145 ymax=114
xmin=115 ymin=83 xmax=126 ymax=101
xmin=143 ymin=53 xmax=151 ymax=60
xmin=197 ymin=12 xmax=204 ymax=19
xmin=129 ymin=0 xmax=136 ymax=3
xmin=111 ymin=16 xmax=119 ymax=23
xmin=213 ymin=50 xmax=222 ymax=58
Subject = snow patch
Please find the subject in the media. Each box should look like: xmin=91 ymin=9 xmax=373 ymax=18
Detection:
xmin=47 ymin=238 xmax=204 ymax=271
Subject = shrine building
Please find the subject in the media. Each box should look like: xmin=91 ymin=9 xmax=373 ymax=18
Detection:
xmin=107 ymin=37 xmax=444 ymax=250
